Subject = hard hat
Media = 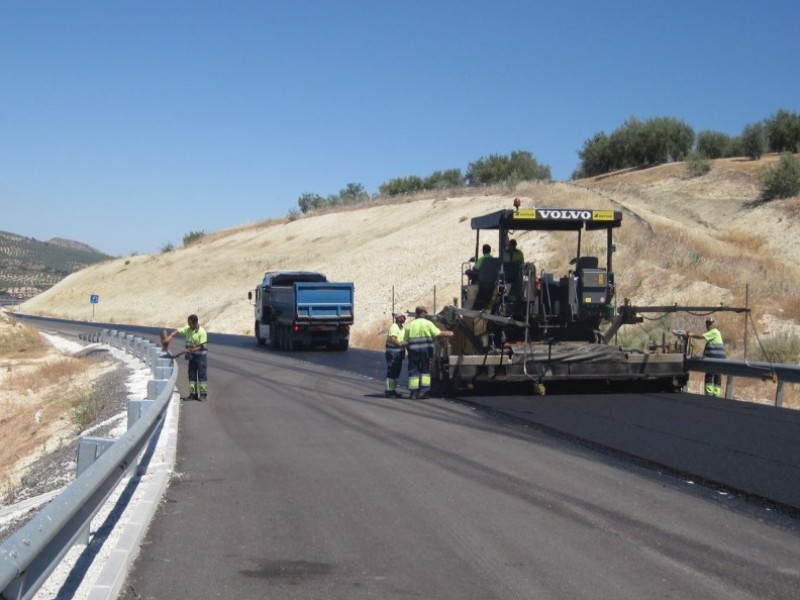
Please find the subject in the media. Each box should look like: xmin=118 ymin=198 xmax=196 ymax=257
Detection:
xmin=705 ymin=317 xmax=715 ymax=326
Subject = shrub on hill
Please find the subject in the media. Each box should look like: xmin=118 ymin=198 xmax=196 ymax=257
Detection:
xmin=685 ymin=151 xmax=712 ymax=177
xmin=466 ymin=151 xmax=551 ymax=186
xmin=765 ymin=108 xmax=800 ymax=153
xmin=182 ymin=230 xmax=206 ymax=246
xmin=696 ymin=130 xmax=735 ymax=159
xmin=379 ymin=169 xmax=464 ymax=196
xmin=741 ymin=123 xmax=767 ymax=160
xmin=760 ymin=153 xmax=800 ymax=201
xmin=575 ymin=116 xmax=695 ymax=177
xmin=757 ymin=329 xmax=800 ymax=364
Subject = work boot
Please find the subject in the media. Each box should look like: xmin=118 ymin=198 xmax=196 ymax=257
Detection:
xmin=409 ymin=390 xmax=419 ymax=400
xmin=199 ymin=394 xmax=207 ymax=402
xmin=418 ymin=391 xmax=430 ymax=399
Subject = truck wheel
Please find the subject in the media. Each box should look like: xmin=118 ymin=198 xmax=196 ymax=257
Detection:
xmin=283 ymin=326 xmax=294 ymax=352
xmin=337 ymin=339 xmax=349 ymax=351
xmin=271 ymin=322 xmax=279 ymax=349
xmin=276 ymin=325 xmax=284 ymax=350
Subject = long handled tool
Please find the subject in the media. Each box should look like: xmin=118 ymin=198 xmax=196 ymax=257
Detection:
xmin=160 ymin=329 xmax=187 ymax=359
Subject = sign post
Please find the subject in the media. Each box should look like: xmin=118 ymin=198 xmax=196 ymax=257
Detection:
xmin=90 ymin=293 xmax=99 ymax=320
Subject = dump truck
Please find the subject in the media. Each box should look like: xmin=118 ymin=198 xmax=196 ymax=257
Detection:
xmin=428 ymin=200 xmax=747 ymax=395
xmin=248 ymin=271 xmax=354 ymax=351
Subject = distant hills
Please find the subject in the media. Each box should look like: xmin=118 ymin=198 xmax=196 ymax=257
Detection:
xmin=0 ymin=231 xmax=110 ymax=296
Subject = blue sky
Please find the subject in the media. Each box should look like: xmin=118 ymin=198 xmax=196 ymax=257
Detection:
xmin=2 ymin=1 xmax=798 ymax=257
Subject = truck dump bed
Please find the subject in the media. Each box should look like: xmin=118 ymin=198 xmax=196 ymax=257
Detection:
xmin=294 ymin=282 xmax=354 ymax=321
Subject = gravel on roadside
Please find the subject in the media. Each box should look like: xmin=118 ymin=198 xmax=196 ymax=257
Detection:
xmin=0 ymin=360 xmax=132 ymax=545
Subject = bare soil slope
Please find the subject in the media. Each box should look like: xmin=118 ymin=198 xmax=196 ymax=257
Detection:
xmin=16 ymin=155 xmax=800 ymax=352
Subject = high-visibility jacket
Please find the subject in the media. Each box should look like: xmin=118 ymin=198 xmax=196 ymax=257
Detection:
xmin=474 ymin=252 xmax=492 ymax=270
xmin=403 ymin=318 xmax=441 ymax=356
xmin=385 ymin=323 xmax=404 ymax=354
xmin=701 ymin=327 xmax=725 ymax=359
xmin=503 ymin=248 xmax=524 ymax=264
xmin=178 ymin=325 xmax=208 ymax=355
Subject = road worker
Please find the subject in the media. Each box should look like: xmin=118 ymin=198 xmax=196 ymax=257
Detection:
xmin=403 ymin=306 xmax=454 ymax=399
xmin=163 ymin=314 xmax=209 ymax=401
xmin=474 ymin=244 xmax=493 ymax=270
xmin=466 ymin=244 xmax=493 ymax=283
xmin=688 ymin=317 xmax=725 ymax=397
xmin=384 ymin=313 xmax=407 ymax=398
xmin=503 ymin=239 xmax=524 ymax=264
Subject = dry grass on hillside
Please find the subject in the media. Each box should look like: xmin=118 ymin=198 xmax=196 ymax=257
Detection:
xmin=0 ymin=313 xmax=116 ymax=498
xmin=0 ymin=315 xmax=49 ymax=358
xmin=12 ymin=156 xmax=800 ymax=407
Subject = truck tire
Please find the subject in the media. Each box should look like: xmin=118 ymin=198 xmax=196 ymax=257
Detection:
xmin=337 ymin=339 xmax=349 ymax=351
xmin=276 ymin=325 xmax=284 ymax=350
xmin=280 ymin=326 xmax=288 ymax=351
xmin=271 ymin=321 xmax=279 ymax=349
xmin=284 ymin=326 xmax=291 ymax=351
xmin=281 ymin=325 xmax=294 ymax=352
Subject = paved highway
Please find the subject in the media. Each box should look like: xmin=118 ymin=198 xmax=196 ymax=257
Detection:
xmin=112 ymin=338 xmax=799 ymax=599
xmin=14 ymin=316 xmax=800 ymax=599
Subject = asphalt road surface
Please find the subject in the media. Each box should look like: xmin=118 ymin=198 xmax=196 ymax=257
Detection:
xmin=12 ymin=316 xmax=800 ymax=599
xmin=107 ymin=339 xmax=800 ymax=600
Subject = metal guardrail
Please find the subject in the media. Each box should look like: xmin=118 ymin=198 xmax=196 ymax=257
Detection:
xmin=686 ymin=357 xmax=800 ymax=407
xmin=0 ymin=329 xmax=179 ymax=600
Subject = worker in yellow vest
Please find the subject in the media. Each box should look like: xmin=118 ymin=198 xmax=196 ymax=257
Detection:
xmin=163 ymin=314 xmax=209 ymax=401
xmin=403 ymin=306 xmax=453 ymax=399
xmin=384 ymin=313 xmax=406 ymax=398
xmin=688 ymin=317 xmax=725 ymax=397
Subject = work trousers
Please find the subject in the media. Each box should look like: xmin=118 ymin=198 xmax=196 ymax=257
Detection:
xmin=187 ymin=353 xmax=208 ymax=397
xmin=385 ymin=350 xmax=404 ymax=392
xmin=407 ymin=349 xmax=432 ymax=394
xmin=703 ymin=344 xmax=725 ymax=397
xmin=704 ymin=372 xmax=722 ymax=397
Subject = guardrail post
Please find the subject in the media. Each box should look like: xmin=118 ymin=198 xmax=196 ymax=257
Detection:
xmin=128 ymin=400 xmax=154 ymax=430
xmin=125 ymin=333 xmax=136 ymax=354
xmin=132 ymin=337 xmax=143 ymax=359
xmin=149 ymin=349 xmax=164 ymax=375
xmin=147 ymin=379 xmax=169 ymax=400
xmin=775 ymin=380 xmax=784 ymax=408
xmin=154 ymin=357 xmax=173 ymax=380
xmin=76 ymin=437 xmax=117 ymax=544
xmin=724 ymin=376 xmax=735 ymax=399
xmin=127 ymin=400 xmax=157 ymax=477
xmin=77 ymin=438 xmax=116 ymax=477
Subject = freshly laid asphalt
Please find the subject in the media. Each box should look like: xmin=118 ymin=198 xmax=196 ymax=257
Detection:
xmin=14 ymin=316 xmax=800 ymax=513
xmin=11 ymin=317 xmax=800 ymax=600
xmin=460 ymin=391 xmax=800 ymax=513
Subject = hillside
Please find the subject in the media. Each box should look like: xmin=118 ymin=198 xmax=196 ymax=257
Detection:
xmin=0 ymin=231 xmax=110 ymax=296
xmin=15 ymin=155 xmax=800 ymax=358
